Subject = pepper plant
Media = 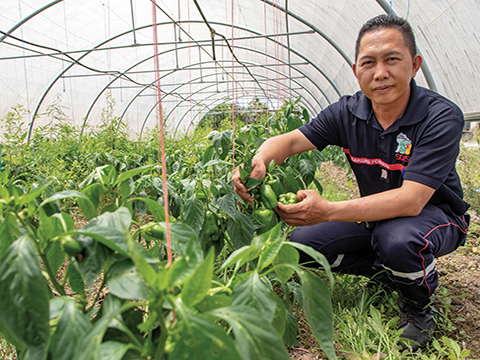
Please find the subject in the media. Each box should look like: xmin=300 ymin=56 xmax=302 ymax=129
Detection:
xmin=0 ymin=161 xmax=337 ymax=359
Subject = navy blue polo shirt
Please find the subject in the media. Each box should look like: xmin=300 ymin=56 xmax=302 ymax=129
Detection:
xmin=299 ymin=79 xmax=469 ymax=215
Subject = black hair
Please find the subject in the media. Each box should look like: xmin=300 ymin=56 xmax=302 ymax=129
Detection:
xmin=355 ymin=14 xmax=417 ymax=62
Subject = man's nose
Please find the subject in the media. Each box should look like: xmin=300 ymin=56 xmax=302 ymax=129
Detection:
xmin=374 ymin=62 xmax=389 ymax=80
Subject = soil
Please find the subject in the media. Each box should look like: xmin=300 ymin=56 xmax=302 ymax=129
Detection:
xmin=288 ymin=162 xmax=480 ymax=359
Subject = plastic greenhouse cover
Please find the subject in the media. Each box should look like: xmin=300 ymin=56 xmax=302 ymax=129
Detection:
xmin=0 ymin=0 xmax=479 ymax=136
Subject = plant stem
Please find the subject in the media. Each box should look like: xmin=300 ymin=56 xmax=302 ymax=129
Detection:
xmin=153 ymin=306 xmax=168 ymax=360
xmin=40 ymin=252 xmax=66 ymax=296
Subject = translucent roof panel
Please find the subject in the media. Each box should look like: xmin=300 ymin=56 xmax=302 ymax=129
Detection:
xmin=1 ymin=0 xmax=479 ymax=137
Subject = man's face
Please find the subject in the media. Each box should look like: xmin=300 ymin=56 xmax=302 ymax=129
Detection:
xmin=353 ymin=28 xmax=422 ymax=111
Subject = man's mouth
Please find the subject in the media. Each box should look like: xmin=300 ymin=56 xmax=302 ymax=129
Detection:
xmin=374 ymin=85 xmax=393 ymax=93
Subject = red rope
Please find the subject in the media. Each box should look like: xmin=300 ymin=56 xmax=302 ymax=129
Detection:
xmin=152 ymin=0 xmax=173 ymax=270
xmin=230 ymin=0 xmax=236 ymax=168
xmin=264 ymin=0 xmax=270 ymax=123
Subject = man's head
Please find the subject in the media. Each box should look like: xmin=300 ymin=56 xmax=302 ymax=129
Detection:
xmin=355 ymin=14 xmax=416 ymax=62
xmin=352 ymin=15 xmax=423 ymax=122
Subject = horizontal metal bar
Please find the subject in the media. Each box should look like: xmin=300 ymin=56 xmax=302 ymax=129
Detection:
xmin=138 ymin=88 xmax=303 ymax=97
xmin=0 ymin=30 xmax=314 ymax=61
xmin=59 ymin=62 xmax=310 ymax=78
xmin=464 ymin=112 xmax=480 ymax=122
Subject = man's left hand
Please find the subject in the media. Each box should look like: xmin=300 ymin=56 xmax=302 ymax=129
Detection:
xmin=275 ymin=189 xmax=330 ymax=226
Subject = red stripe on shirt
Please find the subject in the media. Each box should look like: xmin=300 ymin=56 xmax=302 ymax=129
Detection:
xmin=343 ymin=148 xmax=406 ymax=171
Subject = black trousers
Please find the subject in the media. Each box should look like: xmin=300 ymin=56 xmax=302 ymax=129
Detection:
xmin=290 ymin=204 xmax=469 ymax=302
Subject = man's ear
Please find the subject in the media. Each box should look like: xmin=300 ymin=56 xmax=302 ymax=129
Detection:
xmin=352 ymin=63 xmax=357 ymax=78
xmin=412 ymin=55 xmax=423 ymax=78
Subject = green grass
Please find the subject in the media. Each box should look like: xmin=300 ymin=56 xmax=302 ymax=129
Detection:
xmin=0 ymin=335 xmax=16 ymax=360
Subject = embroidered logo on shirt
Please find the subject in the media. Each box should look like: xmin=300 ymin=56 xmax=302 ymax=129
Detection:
xmin=395 ymin=132 xmax=412 ymax=163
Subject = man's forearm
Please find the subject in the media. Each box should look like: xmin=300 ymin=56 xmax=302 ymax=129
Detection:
xmin=254 ymin=130 xmax=316 ymax=167
xmin=325 ymin=180 xmax=435 ymax=222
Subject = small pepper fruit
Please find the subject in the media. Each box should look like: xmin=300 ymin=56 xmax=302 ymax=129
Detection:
xmin=266 ymin=175 xmax=284 ymax=198
xmin=260 ymin=183 xmax=278 ymax=209
xmin=278 ymin=192 xmax=298 ymax=205
xmin=253 ymin=206 xmax=277 ymax=234
xmin=60 ymin=235 xmax=84 ymax=256
xmin=141 ymin=222 xmax=165 ymax=241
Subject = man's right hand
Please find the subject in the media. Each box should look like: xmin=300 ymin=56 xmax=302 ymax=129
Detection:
xmin=232 ymin=157 xmax=267 ymax=205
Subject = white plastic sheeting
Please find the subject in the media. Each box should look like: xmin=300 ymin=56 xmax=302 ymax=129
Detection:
xmin=0 ymin=0 xmax=479 ymax=136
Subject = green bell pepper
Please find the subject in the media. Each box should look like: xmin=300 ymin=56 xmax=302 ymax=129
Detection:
xmin=278 ymin=192 xmax=298 ymax=205
xmin=204 ymin=211 xmax=219 ymax=235
xmin=260 ymin=183 xmax=278 ymax=209
xmin=60 ymin=235 xmax=84 ymax=256
xmin=253 ymin=207 xmax=277 ymax=234
xmin=266 ymin=175 xmax=284 ymax=198
xmin=141 ymin=222 xmax=165 ymax=241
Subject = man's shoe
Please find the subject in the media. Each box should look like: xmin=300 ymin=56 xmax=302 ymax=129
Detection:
xmin=398 ymin=294 xmax=435 ymax=351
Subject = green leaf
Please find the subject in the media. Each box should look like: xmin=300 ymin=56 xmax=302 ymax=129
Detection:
xmin=231 ymin=271 xmax=277 ymax=324
xmin=239 ymin=166 xmax=250 ymax=183
xmin=283 ymin=307 xmax=299 ymax=347
xmin=209 ymin=306 xmax=290 ymax=360
xmin=96 ymin=164 xmax=117 ymax=188
xmin=298 ymin=158 xmax=315 ymax=187
xmin=79 ymin=183 xmax=103 ymax=220
xmin=272 ymin=244 xmax=299 ymax=283
xmin=169 ymin=237 xmax=202 ymax=287
xmin=287 ymin=114 xmax=303 ymax=132
xmin=202 ymin=145 xmax=215 ymax=164
xmin=181 ymin=197 xmax=205 ymax=235
xmin=0 ymin=236 xmax=50 ymax=360
xmin=126 ymin=233 xmax=165 ymax=291
xmin=99 ymin=341 xmax=136 ymax=360
xmin=257 ymin=222 xmax=285 ymax=272
xmin=49 ymin=297 xmax=92 ymax=360
xmin=296 ymin=269 xmax=336 ymax=360
xmin=168 ymin=222 xmax=204 ymax=260
xmin=46 ymin=241 xmax=67 ymax=274
xmin=114 ymin=165 xmax=153 ymax=186
xmin=283 ymin=170 xmax=302 ymax=193
xmin=220 ymin=245 xmax=260 ymax=270
xmin=216 ymin=194 xmax=237 ymax=220
xmin=171 ymin=306 xmax=242 ymax=360
xmin=312 ymin=177 xmax=324 ymax=195
xmin=0 ymin=213 xmax=19 ymax=259
xmin=39 ymin=190 xmax=94 ymax=210
xmin=211 ymin=130 xmax=232 ymax=160
xmin=182 ymin=249 xmax=215 ymax=308
xmin=18 ymin=182 xmax=50 ymax=208
xmin=107 ymin=260 xmax=150 ymax=301
xmin=286 ymin=242 xmax=334 ymax=290
xmin=74 ymin=226 xmax=129 ymax=258
xmin=73 ymin=302 xmax=138 ymax=360
xmin=227 ymin=212 xmax=263 ymax=249
xmin=116 ymin=178 xmax=134 ymax=199
xmin=271 ymin=291 xmax=287 ymax=338
xmin=67 ymin=263 xmax=86 ymax=298
xmin=244 ymin=177 xmax=263 ymax=190
xmin=132 ymin=197 xmax=166 ymax=222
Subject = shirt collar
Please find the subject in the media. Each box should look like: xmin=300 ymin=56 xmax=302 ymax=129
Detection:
xmin=352 ymin=79 xmax=429 ymax=132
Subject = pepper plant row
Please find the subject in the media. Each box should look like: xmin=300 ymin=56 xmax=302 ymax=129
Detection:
xmin=0 ymin=100 xmax=337 ymax=360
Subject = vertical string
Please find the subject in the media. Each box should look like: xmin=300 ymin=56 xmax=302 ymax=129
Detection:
xmin=62 ymin=1 xmax=78 ymax=154
xmin=264 ymin=0 xmax=269 ymax=117
xmin=17 ymin=1 xmax=31 ymax=122
xmin=406 ymin=0 xmax=411 ymax=20
xmin=152 ymin=0 xmax=173 ymax=270
xmin=230 ymin=0 xmax=236 ymax=167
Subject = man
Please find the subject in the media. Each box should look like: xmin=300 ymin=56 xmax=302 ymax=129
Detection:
xmin=233 ymin=14 xmax=470 ymax=351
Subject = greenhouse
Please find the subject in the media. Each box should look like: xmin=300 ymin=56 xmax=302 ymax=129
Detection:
xmin=1 ymin=1 xmax=480 ymax=359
